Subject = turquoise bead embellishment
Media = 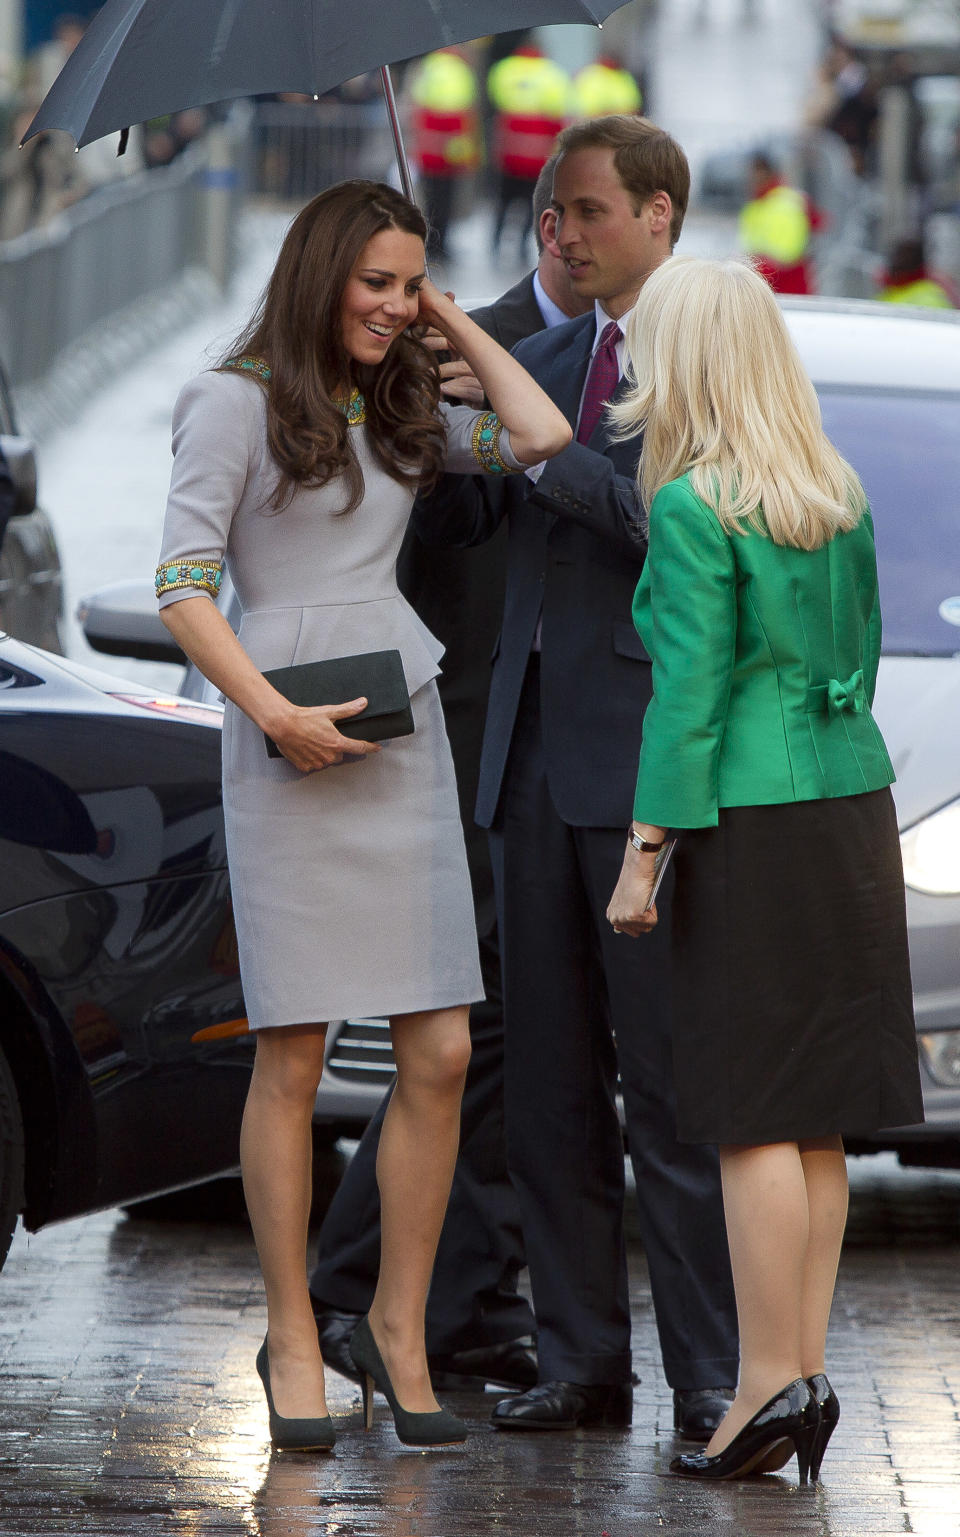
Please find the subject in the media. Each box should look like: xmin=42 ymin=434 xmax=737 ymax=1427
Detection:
xmin=471 ymin=411 xmax=510 ymax=474
xmin=155 ymin=555 xmax=224 ymax=600
xmin=222 ymin=357 xmax=366 ymax=425
xmin=222 ymin=355 xmax=272 ymax=384
xmin=335 ymin=387 xmax=367 ymax=426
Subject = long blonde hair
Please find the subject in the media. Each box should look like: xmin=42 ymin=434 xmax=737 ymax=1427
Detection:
xmin=608 ymin=255 xmax=866 ymax=549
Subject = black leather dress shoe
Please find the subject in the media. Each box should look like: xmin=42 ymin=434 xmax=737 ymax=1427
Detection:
xmin=313 ymin=1303 xmax=538 ymax=1392
xmin=429 ymin=1339 xmax=538 ymax=1392
xmin=313 ymin=1306 xmax=364 ymax=1383
xmin=491 ymin=1380 xmax=633 ymax=1431
xmin=673 ymin=1387 xmax=736 ymax=1441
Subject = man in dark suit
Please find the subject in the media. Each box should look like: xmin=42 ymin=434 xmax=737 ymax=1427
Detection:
xmin=413 ymin=115 xmax=739 ymax=1437
xmin=308 ymin=166 xmax=592 ymax=1391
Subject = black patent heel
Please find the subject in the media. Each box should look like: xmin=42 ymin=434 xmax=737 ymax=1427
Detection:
xmin=806 ymin=1373 xmax=840 ymax=1481
xmin=360 ymin=1371 xmax=374 ymax=1430
xmin=349 ymin=1315 xmax=467 ymax=1446
xmin=670 ymin=1378 xmax=819 ymax=1486
xmin=256 ymin=1337 xmax=336 ymax=1452
xmin=792 ymin=1418 xmax=818 ymax=1486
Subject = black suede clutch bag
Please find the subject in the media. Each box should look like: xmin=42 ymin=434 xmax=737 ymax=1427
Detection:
xmin=262 ymin=649 xmax=414 ymax=758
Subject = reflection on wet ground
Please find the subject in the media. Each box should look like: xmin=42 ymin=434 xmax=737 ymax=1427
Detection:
xmin=1 ymin=1153 xmax=958 ymax=1536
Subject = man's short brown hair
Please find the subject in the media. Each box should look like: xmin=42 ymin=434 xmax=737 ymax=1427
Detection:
xmin=555 ymin=116 xmax=690 ymax=247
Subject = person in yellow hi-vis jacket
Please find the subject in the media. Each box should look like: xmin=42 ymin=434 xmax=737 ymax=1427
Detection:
xmin=739 ymin=152 xmax=824 ymax=295
xmin=487 ymin=44 xmax=570 ymax=257
xmin=571 ymin=55 xmax=642 ymax=119
xmin=877 ymin=236 xmax=956 ymax=309
xmin=410 ymin=49 xmax=480 ymax=260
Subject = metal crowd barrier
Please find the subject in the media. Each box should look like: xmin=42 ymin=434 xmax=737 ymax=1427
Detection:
xmin=0 ymin=123 xmax=244 ymax=394
xmin=249 ymin=100 xmax=394 ymax=201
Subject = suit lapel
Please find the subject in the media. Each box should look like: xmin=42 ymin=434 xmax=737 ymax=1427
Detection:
xmin=542 ymin=315 xmax=594 ymax=428
xmin=495 ymin=273 xmax=546 ymax=352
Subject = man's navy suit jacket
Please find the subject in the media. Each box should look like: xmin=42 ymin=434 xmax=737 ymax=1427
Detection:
xmin=414 ymin=310 xmax=653 ymax=831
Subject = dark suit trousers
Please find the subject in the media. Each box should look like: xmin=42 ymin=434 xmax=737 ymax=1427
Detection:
xmin=308 ymin=929 xmax=535 ymax=1354
xmin=488 ymin=660 xmax=739 ymax=1389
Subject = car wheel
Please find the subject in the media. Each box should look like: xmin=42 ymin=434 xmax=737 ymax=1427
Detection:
xmin=0 ymin=1041 xmax=25 ymax=1270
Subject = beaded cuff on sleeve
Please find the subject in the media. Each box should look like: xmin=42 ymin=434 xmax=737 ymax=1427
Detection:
xmin=155 ymin=556 xmax=224 ymax=600
xmin=471 ymin=412 xmax=511 ymax=475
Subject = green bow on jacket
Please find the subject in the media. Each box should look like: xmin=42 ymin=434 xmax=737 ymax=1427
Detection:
xmin=805 ymin=670 xmax=866 ymax=717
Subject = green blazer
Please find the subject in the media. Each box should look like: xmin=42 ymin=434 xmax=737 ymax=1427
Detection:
xmin=632 ymin=473 xmax=895 ymax=829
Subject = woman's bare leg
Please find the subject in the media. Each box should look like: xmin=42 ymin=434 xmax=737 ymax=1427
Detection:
xmin=240 ymin=1022 xmax=329 ymax=1419
xmin=366 ymin=1004 xmax=471 ymax=1412
xmin=706 ymin=1141 xmax=808 ymax=1454
xmin=798 ymin=1135 xmax=848 ymax=1377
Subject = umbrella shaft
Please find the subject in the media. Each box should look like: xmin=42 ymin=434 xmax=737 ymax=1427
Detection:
xmin=380 ymin=65 xmax=416 ymax=204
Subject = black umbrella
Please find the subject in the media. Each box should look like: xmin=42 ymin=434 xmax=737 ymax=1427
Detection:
xmin=25 ymin=0 xmax=627 ymax=198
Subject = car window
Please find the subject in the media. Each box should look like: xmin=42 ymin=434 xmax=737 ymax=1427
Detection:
xmin=818 ymin=389 xmax=960 ymax=657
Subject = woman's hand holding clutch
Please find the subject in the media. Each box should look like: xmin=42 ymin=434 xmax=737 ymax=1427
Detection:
xmin=267 ymin=697 xmax=382 ymax=772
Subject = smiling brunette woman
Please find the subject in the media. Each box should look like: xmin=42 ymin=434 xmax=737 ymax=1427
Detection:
xmin=154 ymin=181 xmax=570 ymax=1452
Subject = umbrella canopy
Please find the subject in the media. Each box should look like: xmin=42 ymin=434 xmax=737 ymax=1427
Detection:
xmin=26 ymin=0 xmax=626 ymax=149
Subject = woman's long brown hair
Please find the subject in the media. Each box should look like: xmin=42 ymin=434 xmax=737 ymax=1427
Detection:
xmin=221 ymin=181 xmax=445 ymax=512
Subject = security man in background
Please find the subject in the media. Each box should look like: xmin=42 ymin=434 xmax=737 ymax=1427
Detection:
xmin=738 ymin=150 xmax=823 ymax=295
xmin=488 ymin=43 xmax=570 ymax=259
xmin=410 ymin=47 xmax=480 ymax=261
xmin=878 ymin=235 xmax=955 ymax=309
xmin=571 ymin=54 xmax=642 ymax=119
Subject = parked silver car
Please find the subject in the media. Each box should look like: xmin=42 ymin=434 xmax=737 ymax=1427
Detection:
xmin=79 ymin=297 xmax=960 ymax=1163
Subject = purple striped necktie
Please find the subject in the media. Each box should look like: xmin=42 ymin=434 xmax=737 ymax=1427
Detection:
xmin=576 ymin=320 xmax=622 ymax=445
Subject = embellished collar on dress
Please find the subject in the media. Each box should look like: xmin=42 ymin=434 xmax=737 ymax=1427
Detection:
xmin=333 ymin=386 xmax=366 ymax=426
xmin=221 ymin=357 xmax=366 ymax=425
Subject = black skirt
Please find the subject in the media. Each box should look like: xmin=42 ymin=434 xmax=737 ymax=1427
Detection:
xmin=670 ymin=787 xmax=924 ymax=1144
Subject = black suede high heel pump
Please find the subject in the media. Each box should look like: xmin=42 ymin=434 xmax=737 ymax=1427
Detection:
xmin=670 ymin=1378 xmax=819 ymax=1485
xmin=806 ymin=1373 xmax=840 ymax=1481
xmin=349 ymin=1315 xmax=467 ymax=1447
xmin=256 ymin=1338 xmax=336 ymax=1452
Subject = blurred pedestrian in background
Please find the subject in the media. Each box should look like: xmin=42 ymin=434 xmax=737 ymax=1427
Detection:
xmin=27 ymin=11 xmax=87 ymax=101
xmin=571 ymin=54 xmax=642 ymax=119
xmin=877 ymin=234 xmax=956 ymax=309
xmin=2 ymin=13 xmax=90 ymax=238
xmin=804 ymin=36 xmax=876 ymax=177
xmin=487 ymin=43 xmax=569 ymax=260
xmin=738 ymin=151 xmax=823 ymax=294
xmin=143 ymin=109 xmax=208 ymax=169
xmin=410 ymin=48 xmax=480 ymax=261
xmin=0 ymin=113 xmax=70 ymax=238
xmin=607 ymin=254 xmax=924 ymax=1484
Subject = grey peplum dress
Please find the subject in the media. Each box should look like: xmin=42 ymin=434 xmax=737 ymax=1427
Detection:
xmin=156 ymin=369 xmax=521 ymax=1029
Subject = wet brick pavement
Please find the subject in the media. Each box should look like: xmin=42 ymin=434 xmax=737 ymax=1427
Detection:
xmin=1 ymin=1153 xmax=959 ymax=1537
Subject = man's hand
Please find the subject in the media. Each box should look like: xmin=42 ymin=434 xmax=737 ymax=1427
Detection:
xmin=415 ymin=287 xmax=484 ymax=405
xmin=438 ymin=357 xmax=484 ymax=406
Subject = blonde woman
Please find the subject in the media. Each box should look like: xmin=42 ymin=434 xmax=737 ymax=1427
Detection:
xmin=606 ymin=257 xmax=923 ymax=1484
